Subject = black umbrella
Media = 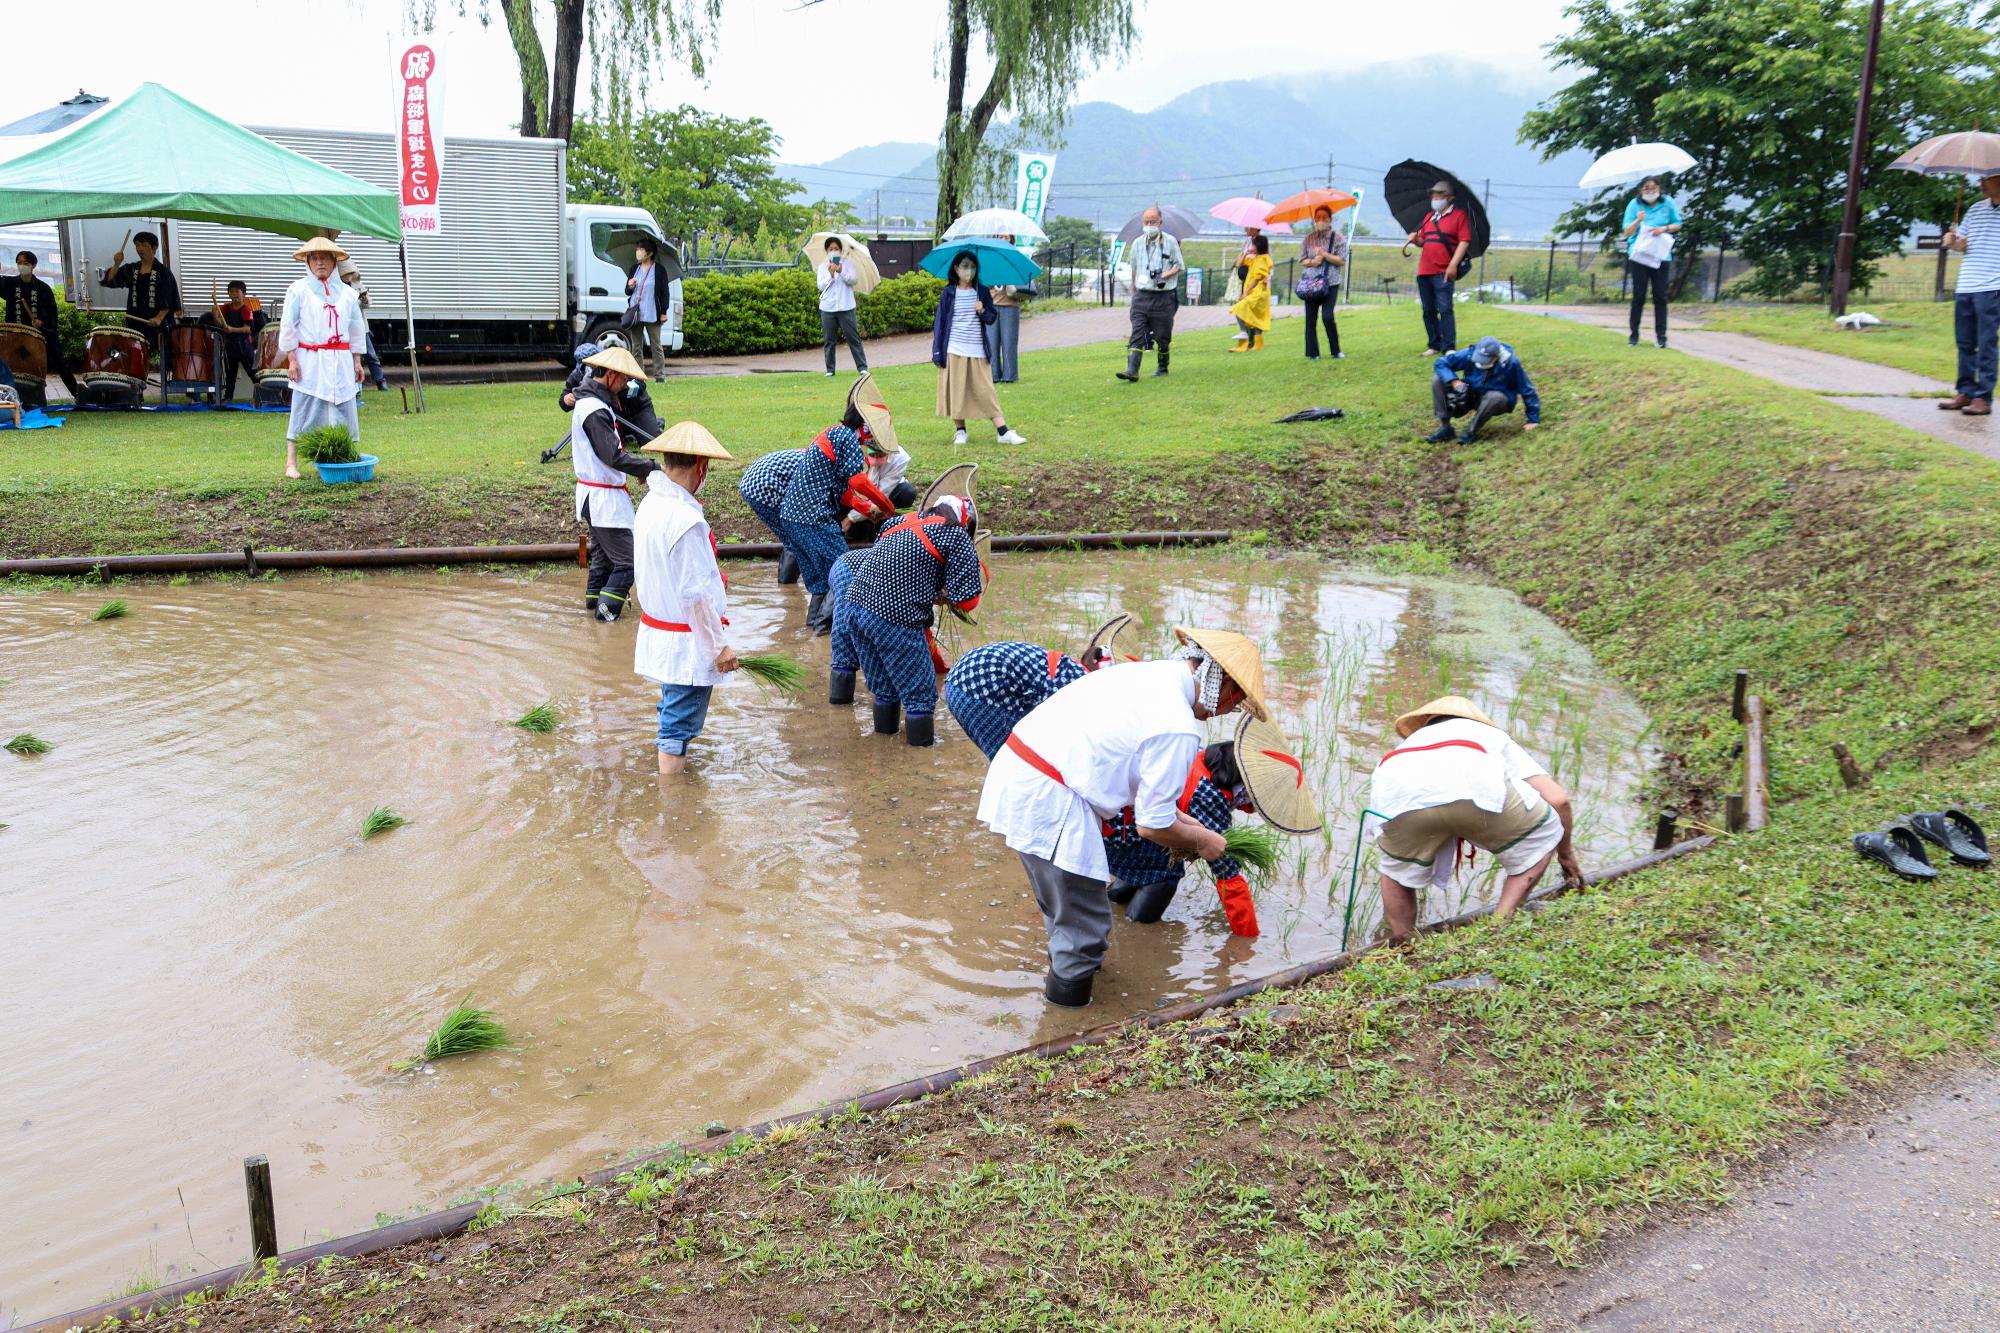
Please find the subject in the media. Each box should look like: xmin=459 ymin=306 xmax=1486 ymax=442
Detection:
xmin=1115 ymin=204 xmax=1202 ymax=244
xmin=1383 ymin=159 xmax=1490 ymax=259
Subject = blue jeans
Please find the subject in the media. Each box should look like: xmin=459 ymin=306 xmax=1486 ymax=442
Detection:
xmin=1417 ymin=273 xmax=1456 ymax=351
xmin=655 ymin=683 xmax=713 ymax=755
xmin=986 ymin=305 xmax=1021 ymax=382
xmin=1956 ymin=288 xmax=2000 ymax=400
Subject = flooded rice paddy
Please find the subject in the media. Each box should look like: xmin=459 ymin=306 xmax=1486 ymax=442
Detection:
xmin=0 ymin=548 xmax=1656 ymax=1318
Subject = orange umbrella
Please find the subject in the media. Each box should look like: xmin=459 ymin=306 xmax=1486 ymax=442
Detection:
xmin=1264 ymin=187 xmax=1358 ymax=225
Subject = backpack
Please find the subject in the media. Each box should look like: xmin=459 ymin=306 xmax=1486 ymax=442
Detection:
xmin=1420 ymin=213 xmax=1474 ymax=280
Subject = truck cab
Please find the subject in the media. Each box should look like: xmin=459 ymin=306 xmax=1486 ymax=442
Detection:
xmin=566 ymin=203 xmax=682 ymax=357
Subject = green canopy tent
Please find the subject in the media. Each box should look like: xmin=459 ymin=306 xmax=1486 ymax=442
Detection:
xmin=0 ymin=82 xmax=423 ymax=407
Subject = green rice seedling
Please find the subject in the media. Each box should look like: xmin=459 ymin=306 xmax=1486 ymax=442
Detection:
xmin=295 ymin=424 xmax=360 ymax=465
xmin=6 ymin=733 xmax=51 ymax=756
xmin=737 ymin=653 xmax=807 ymax=694
xmin=393 ymin=999 xmax=512 ymax=1071
xmin=512 ymin=701 xmax=560 ymax=733
xmin=91 ymin=599 xmax=129 ymax=621
xmin=361 ymin=805 xmax=406 ymax=840
xmin=1221 ymin=823 xmax=1285 ymax=891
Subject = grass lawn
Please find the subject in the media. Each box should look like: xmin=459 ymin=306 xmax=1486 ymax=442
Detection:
xmin=1695 ymin=300 xmax=1958 ymax=383
xmin=40 ymin=299 xmax=2000 ymax=1328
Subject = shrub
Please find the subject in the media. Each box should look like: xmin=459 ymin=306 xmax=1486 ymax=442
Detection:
xmin=295 ymin=425 xmax=360 ymax=465
xmin=680 ymin=268 xmax=943 ymax=357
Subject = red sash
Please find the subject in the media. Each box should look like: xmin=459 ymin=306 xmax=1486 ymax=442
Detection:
xmin=1004 ymin=732 xmax=1065 ymax=785
xmin=1380 ymin=738 xmax=1487 ymax=764
xmin=881 ymin=513 xmax=946 ymax=562
xmin=1045 ymin=648 xmax=1064 ymax=679
xmin=640 ymin=611 xmax=730 ymax=632
xmin=298 ymin=339 xmax=350 ymax=351
xmin=577 ymin=478 xmax=631 ymax=490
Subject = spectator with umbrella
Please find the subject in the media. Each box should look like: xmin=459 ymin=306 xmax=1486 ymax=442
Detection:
xmin=1385 ymin=162 xmax=1487 ymax=356
xmin=1116 ymin=205 xmax=1185 ymax=382
xmin=1894 ymin=132 xmax=2000 ymax=417
xmin=943 ymin=210 xmax=1048 ymax=386
xmin=815 ymin=234 xmax=869 ymax=377
xmin=1268 ymin=187 xmax=1359 ymax=361
xmin=1577 ymin=144 xmax=1697 ymax=350
xmin=921 ymin=240 xmax=1033 ymax=446
xmin=1228 ymin=234 xmax=1273 ymax=353
xmin=1211 ymin=197 xmax=1278 ymax=343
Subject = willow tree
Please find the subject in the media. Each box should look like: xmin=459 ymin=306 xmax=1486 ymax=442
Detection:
xmin=407 ymin=0 xmax=724 ymax=141
xmin=932 ymin=0 xmax=1136 ymax=231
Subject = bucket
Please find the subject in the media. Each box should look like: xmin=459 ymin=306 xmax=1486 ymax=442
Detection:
xmin=313 ymin=454 xmax=378 ymax=485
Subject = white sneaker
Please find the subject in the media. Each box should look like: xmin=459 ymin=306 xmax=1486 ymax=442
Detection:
xmin=823 ymin=370 xmax=835 ymax=377
xmin=997 ymin=429 xmax=1027 ymax=445
xmin=952 ymin=428 xmax=968 ymax=446
xmin=1232 ymin=332 xmax=1249 ymax=342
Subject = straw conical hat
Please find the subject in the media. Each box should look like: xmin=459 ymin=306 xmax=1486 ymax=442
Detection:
xmin=1235 ymin=714 xmax=1321 ymax=835
xmin=641 ymin=420 xmax=733 ymax=460
xmin=1172 ymin=626 xmax=1269 ymax=721
xmin=1081 ymin=612 xmax=1137 ymax=666
xmin=846 ymin=372 xmax=899 ymax=453
xmin=582 ymin=346 xmax=648 ymax=381
xmin=292 ymin=236 xmax=349 ymax=262
xmin=923 ymin=462 xmax=979 ymax=514
xmin=1393 ymin=694 xmax=1497 ymax=739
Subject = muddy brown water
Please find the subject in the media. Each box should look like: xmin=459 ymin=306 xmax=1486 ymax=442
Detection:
xmin=0 ymin=550 xmax=1655 ymax=1319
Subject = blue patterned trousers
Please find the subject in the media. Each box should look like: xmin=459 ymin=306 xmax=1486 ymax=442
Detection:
xmin=744 ymin=496 xmax=848 ymax=596
xmin=843 ymin=601 xmax=938 ymax=714
xmin=828 ymin=556 xmax=860 ymax=672
xmin=943 ymin=683 xmax=1017 ymax=759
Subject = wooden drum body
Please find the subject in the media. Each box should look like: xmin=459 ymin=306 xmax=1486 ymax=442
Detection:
xmin=78 ymin=325 xmax=150 ymax=408
xmin=252 ymin=323 xmax=292 ymax=408
xmin=0 ymin=322 xmax=48 ymax=408
xmin=167 ymin=323 xmax=219 ymax=390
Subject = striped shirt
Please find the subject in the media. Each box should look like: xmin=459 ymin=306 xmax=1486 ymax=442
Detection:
xmin=1956 ymin=198 xmax=2000 ymax=295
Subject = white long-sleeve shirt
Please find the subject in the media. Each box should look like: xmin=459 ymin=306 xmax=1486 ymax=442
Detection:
xmin=277 ymin=273 xmax=366 ymax=406
xmin=817 ymin=260 xmax=858 ymax=313
xmin=846 ymin=447 xmax=910 ymax=523
xmin=632 ymin=474 xmax=730 ymax=687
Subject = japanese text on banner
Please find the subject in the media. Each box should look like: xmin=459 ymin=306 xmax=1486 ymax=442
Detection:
xmin=397 ymin=43 xmax=442 ymax=236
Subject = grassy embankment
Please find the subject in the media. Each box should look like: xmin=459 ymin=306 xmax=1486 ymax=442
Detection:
xmin=1696 ymin=299 xmax=1956 ymax=383
xmin=48 ymin=309 xmax=2000 ymax=1330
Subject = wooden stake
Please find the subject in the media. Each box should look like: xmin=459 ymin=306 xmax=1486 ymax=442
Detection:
xmin=1653 ymin=809 xmax=1679 ymax=851
xmin=1832 ymin=742 xmax=1865 ymax=790
xmin=243 ymin=1154 xmax=277 ymax=1263
xmin=1743 ymin=696 xmax=1770 ymax=831
xmin=1731 ymin=669 xmax=1749 ymax=724
xmin=1725 ymin=793 xmax=1746 ymax=834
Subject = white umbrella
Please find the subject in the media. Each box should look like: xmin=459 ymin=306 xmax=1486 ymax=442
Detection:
xmin=801 ymin=231 xmax=881 ymax=294
xmin=941 ymin=208 xmax=1047 ymax=244
xmin=1578 ymin=143 xmax=1696 ymax=190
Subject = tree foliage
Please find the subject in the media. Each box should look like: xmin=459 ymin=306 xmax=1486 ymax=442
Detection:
xmin=1042 ymin=214 xmax=1104 ymax=252
xmin=571 ymin=106 xmax=812 ymax=247
xmin=1520 ymin=0 xmax=2000 ymax=297
xmin=407 ymin=0 xmax=723 ymax=141
xmin=933 ymin=0 xmax=1138 ymax=233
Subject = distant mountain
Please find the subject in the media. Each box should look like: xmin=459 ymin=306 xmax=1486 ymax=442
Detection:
xmin=785 ymin=141 xmax=935 ymax=208
xmin=797 ymin=60 xmax=1597 ymax=240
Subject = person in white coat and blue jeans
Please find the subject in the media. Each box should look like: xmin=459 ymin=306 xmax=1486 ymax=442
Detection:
xmin=817 ymin=237 xmax=868 ymax=376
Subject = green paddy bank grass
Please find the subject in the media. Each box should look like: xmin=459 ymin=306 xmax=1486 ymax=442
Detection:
xmin=29 ymin=310 xmax=2000 ymax=1330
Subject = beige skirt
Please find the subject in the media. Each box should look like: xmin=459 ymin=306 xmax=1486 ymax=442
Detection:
xmin=936 ymin=353 xmax=1003 ymax=421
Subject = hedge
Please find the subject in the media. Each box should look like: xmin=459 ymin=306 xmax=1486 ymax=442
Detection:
xmin=680 ymin=268 xmax=944 ymax=356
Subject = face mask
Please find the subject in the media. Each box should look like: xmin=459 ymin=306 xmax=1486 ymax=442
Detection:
xmin=16 ymin=265 xmax=31 ymax=279
xmin=1142 ymin=223 xmax=1161 ymax=237
xmin=1431 ymin=199 xmax=1448 ymax=213
xmin=1313 ymin=220 xmax=1330 ymax=233
xmin=1642 ymin=192 xmax=1660 ymax=204
xmin=956 ymin=265 xmax=974 ymax=280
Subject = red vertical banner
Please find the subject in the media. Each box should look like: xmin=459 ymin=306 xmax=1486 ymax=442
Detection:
xmin=397 ymin=43 xmax=442 ymax=236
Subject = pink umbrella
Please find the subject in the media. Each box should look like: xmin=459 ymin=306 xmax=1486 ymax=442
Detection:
xmin=1208 ymin=196 xmax=1279 ymax=230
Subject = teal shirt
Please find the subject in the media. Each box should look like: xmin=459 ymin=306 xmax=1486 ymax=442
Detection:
xmin=1622 ymin=196 xmax=1683 ymax=253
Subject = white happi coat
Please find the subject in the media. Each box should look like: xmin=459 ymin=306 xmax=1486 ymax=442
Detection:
xmin=976 ymin=658 xmax=1203 ymax=879
xmin=571 ymin=394 xmax=637 ymax=528
xmin=632 ymin=473 xmax=729 ymax=687
xmin=277 ymin=272 xmax=366 ymax=405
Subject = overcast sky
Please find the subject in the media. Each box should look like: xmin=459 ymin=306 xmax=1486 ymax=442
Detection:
xmin=10 ymin=0 xmax=1573 ymax=162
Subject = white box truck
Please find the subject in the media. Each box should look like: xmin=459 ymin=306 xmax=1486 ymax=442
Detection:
xmin=59 ymin=127 xmax=681 ymax=362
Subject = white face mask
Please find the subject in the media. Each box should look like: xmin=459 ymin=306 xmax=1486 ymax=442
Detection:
xmin=1430 ymin=199 xmax=1448 ymax=213
xmin=15 ymin=265 xmax=31 ymax=279
xmin=956 ymin=264 xmax=975 ymax=280
xmin=1642 ymin=192 xmax=1660 ymax=204
xmin=1313 ymin=220 xmax=1330 ymax=233
xmin=1142 ymin=223 xmax=1161 ymax=237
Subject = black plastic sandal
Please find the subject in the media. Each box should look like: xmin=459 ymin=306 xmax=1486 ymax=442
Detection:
xmin=1904 ymin=810 xmax=1991 ymax=866
xmin=1852 ymin=827 xmax=1938 ymax=880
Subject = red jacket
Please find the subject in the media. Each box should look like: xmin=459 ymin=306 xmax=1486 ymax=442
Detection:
xmin=1415 ymin=207 xmax=1472 ymax=277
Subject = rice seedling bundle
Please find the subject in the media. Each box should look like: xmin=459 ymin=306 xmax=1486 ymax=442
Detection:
xmin=6 ymin=733 xmax=51 ymax=756
xmin=393 ymin=999 xmax=511 ymax=1071
xmin=295 ymin=424 xmax=360 ymax=465
xmin=1220 ymin=822 xmax=1285 ymax=891
xmin=738 ymin=654 xmax=807 ymax=693
xmin=91 ymin=599 xmax=129 ymax=622
xmin=512 ymin=701 xmax=561 ymax=733
xmin=361 ymin=805 xmax=406 ymax=839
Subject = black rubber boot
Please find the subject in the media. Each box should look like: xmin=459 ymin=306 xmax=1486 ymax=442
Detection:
xmin=1044 ymin=971 xmax=1093 ymax=1008
xmin=872 ymin=701 xmax=901 ymax=735
xmin=1115 ymin=349 xmax=1141 ymax=382
xmin=1107 ymin=882 xmax=1137 ymax=905
xmin=1425 ymin=424 xmax=1455 ymax=443
xmin=829 ymin=669 xmax=856 ymax=705
xmin=804 ymin=592 xmax=827 ymax=632
xmin=904 ymin=713 xmax=935 ymax=747
xmin=1126 ymin=882 xmax=1179 ymax=924
xmin=1153 ymin=346 xmax=1170 ymax=377
xmin=777 ymin=549 xmax=800 ymax=585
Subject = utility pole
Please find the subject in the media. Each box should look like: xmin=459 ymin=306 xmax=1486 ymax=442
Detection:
xmin=1476 ymin=177 xmax=1492 ymax=296
xmin=1830 ymin=0 xmax=1887 ymax=316
xmin=1326 ymin=156 xmax=1334 ymax=188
